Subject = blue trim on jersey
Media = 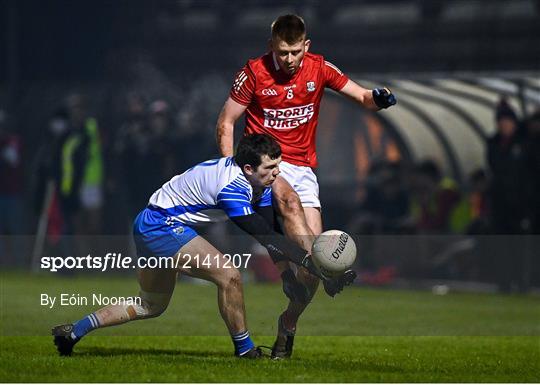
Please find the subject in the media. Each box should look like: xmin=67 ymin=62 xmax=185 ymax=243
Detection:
xmin=223 ymin=179 xmax=251 ymax=192
xmin=216 ymin=174 xmax=255 ymax=217
xmin=256 ymin=188 xmax=272 ymax=207
xmin=217 ymin=191 xmax=254 ymax=217
xmin=148 ymin=203 xmax=218 ymax=218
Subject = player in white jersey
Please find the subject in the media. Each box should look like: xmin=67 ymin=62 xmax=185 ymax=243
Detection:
xmin=51 ymin=134 xmax=341 ymax=359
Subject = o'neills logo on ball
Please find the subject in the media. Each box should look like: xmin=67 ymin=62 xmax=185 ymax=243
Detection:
xmin=332 ymin=233 xmax=349 ymax=260
xmin=263 ymin=103 xmax=314 ymax=130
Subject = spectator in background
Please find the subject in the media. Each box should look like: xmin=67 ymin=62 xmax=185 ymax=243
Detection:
xmin=443 ymin=169 xmax=492 ymax=281
xmin=524 ymin=109 xmax=540 ymax=234
xmin=467 ymin=170 xmax=490 ymax=233
xmin=349 ymin=161 xmax=412 ymax=234
xmin=147 ymin=100 xmax=179 ymax=185
xmin=487 ymin=98 xmax=535 ymax=292
xmin=32 ymin=108 xmax=70 ymax=241
xmin=525 ymin=109 xmax=540 ymax=289
xmin=450 ymin=169 xmax=490 ymax=235
xmin=0 ymin=109 xmax=25 ymax=264
xmin=346 ymin=161 xmax=409 ymax=284
xmin=33 ymin=108 xmax=70 ymax=206
xmin=176 ymin=106 xmax=214 ymax=169
xmin=60 ymin=93 xmax=104 ymax=236
xmin=29 ymin=107 xmax=82 ymax=269
xmin=410 ymin=160 xmax=461 ymax=233
xmin=487 ymin=98 xmax=533 ymax=234
xmin=111 ymin=92 xmax=152 ymax=222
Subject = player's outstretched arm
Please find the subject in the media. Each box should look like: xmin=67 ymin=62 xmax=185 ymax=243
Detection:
xmin=216 ymin=97 xmax=247 ymax=157
xmin=231 ymin=212 xmax=329 ymax=276
xmin=339 ymin=79 xmax=397 ymax=111
xmin=253 ymin=205 xmax=312 ymax=303
xmin=231 ymin=212 xmax=356 ymax=297
xmin=230 ymin=212 xmax=309 ymax=266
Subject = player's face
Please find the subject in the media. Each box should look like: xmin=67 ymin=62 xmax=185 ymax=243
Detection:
xmin=271 ymin=37 xmax=310 ymax=76
xmin=246 ymin=154 xmax=281 ymax=188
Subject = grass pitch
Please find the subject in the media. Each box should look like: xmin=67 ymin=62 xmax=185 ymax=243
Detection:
xmin=1 ymin=272 xmax=539 ymax=382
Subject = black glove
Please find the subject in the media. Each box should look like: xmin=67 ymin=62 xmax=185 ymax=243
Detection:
xmin=281 ymin=269 xmax=311 ymax=304
xmin=323 ymin=270 xmax=357 ymax=297
xmin=372 ymin=87 xmax=396 ymax=109
xmin=301 ymin=255 xmax=357 ymax=297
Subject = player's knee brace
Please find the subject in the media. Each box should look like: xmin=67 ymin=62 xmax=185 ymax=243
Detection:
xmin=126 ymin=291 xmax=170 ymax=320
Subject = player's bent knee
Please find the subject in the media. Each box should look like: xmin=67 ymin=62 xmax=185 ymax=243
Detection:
xmin=126 ymin=291 xmax=171 ymax=320
xmin=216 ymin=268 xmax=242 ymax=291
xmin=225 ymin=268 xmax=242 ymax=289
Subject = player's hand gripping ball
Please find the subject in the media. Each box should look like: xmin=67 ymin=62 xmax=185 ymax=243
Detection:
xmin=311 ymin=230 xmax=357 ymax=278
xmin=372 ymin=87 xmax=397 ymax=109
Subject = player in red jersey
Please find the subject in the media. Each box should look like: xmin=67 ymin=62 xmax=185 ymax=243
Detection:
xmin=216 ymin=14 xmax=396 ymax=359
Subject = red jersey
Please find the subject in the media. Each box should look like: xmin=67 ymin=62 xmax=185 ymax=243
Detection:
xmin=229 ymin=52 xmax=348 ymax=167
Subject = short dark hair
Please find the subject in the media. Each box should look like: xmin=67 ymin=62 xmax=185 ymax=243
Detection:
xmin=271 ymin=14 xmax=306 ymax=44
xmin=495 ymin=98 xmax=518 ymax=123
xmin=234 ymin=134 xmax=281 ymax=169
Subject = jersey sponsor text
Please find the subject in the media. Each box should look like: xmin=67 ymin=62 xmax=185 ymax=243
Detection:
xmin=263 ymin=103 xmax=314 ymax=130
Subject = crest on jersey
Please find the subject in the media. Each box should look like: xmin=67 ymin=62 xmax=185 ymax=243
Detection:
xmin=306 ymin=81 xmax=316 ymax=92
xmin=172 ymin=226 xmax=185 ymax=235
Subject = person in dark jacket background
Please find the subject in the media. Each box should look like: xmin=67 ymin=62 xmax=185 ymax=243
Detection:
xmin=487 ymin=98 xmax=535 ymax=292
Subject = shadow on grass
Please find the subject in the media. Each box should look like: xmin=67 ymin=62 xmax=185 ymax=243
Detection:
xmin=73 ymin=346 xmax=406 ymax=374
xmin=77 ymin=346 xmax=231 ymax=359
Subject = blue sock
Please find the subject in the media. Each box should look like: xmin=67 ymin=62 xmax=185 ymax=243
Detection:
xmin=72 ymin=313 xmax=100 ymax=339
xmin=232 ymin=330 xmax=255 ymax=356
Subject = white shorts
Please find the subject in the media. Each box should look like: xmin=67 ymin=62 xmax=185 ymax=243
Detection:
xmin=278 ymin=161 xmax=321 ymax=208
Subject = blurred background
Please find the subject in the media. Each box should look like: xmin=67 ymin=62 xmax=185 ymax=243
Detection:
xmin=1 ymin=0 xmax=539 ymax=294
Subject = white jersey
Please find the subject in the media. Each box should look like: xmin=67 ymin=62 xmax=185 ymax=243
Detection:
xmin=148 ymin=157 xmax=272 ymax=225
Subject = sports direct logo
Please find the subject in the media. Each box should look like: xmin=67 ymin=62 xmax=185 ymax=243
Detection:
xmin=263 ymin=103 xmax=314 ymax=130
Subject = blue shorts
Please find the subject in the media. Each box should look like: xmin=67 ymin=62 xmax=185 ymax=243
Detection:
xmin=133 ymin=206 xmax=198 ymax=258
